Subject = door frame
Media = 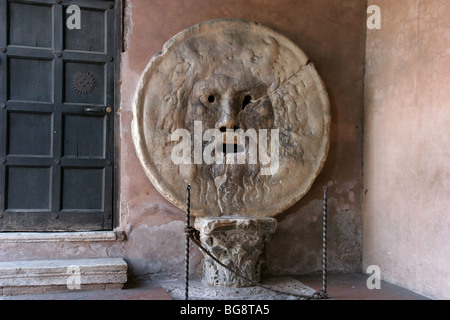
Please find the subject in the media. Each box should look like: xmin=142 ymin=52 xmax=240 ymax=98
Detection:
xmin=112 ymin=0 xmax=122 ymax=230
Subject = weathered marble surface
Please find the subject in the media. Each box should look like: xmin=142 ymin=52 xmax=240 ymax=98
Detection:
xmin=194 ymin=217 xmax=276 ymax=287
xmin=0 ymin=258 xmax=127 ymax=295
xmin=132 ymin=19 xmax=330 ymax=217
xmin=160 ymin=276 xmax=316 ymax=300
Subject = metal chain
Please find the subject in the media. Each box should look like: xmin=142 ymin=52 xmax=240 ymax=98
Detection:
xmin=184 ymin=185 xmax=329 ymax=300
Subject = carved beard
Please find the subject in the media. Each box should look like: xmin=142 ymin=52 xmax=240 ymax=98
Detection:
xmin=198 ymin=141 xmax=261 ymax=216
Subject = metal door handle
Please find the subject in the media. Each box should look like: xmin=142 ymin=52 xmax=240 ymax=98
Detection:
xmin=84 ymin=106 xmax=112 ymax=113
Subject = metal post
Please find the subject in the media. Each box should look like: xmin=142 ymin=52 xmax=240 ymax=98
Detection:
xmin=185 ymin=185 xmax=191 ymax=301
xmin=322 ymin=186 xmax=328 ymax=297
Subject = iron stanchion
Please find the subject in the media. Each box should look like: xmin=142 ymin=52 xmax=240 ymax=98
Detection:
xmin=185 ymin=185 xmax=191 ymax=300
xmin=322 ymin=186 xmax=328 ymax=297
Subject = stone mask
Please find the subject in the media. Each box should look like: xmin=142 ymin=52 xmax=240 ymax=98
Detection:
xmin=132 ymin=19 xmax=330 ymax=218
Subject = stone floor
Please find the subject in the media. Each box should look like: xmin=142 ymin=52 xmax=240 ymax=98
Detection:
xmin=0 ymin=273 xmax=429 ymax=300
xmin=295 ymin=273 xmax=429 ymax=300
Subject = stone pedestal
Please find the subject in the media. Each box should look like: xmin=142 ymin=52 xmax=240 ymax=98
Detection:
xmin=194 ymin=217 xmax=277 ymax=287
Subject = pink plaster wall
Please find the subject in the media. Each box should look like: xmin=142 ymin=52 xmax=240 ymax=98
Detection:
xmin=363 ymin=0 xmax=450 ymax=299
xmin=119 ymin=0 xmax=366 ymax=280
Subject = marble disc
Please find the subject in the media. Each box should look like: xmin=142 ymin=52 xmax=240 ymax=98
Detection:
xmin=132 ymin=19 xmax=330 ymax=218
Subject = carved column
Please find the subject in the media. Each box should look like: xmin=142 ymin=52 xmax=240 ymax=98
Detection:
xmin=194 ymin=217 xmax=277 ymax=287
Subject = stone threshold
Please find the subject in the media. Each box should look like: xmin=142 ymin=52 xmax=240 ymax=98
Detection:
xmin=0 ymin=229 xmax=126 ymax=243
xmin=0 ymin=258 xmax=128 ymax=296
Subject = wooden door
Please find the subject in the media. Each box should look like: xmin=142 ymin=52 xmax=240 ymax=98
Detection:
xmin=0 ymin=0 xmax=116 ymax=231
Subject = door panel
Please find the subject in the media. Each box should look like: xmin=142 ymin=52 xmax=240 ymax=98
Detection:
xmin=61 ymin=167 xmax=104 ymax=210
xmin=63 ymin=114 xmax=105 ymax=158
xmin=0 ymin=0 xmax=115 ymax=231
xmin=64 ymin=7 xmax=106 ymax=53
xmin=9 ymin=2 xmax=53 ymax=48
xmin=6 ymin=166 xmax=51 ymax=210
xmin=9 ymin=57 xmax=53 ymax=102
xmin=8 ymin=112 xmax=53 ymax=156
xmin=64 ymin=62 xmax=106 ymax=104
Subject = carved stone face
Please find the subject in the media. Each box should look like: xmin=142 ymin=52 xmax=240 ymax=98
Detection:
xmin=132 ymin=19 xmax=331 ymax=218
xmin=185 ymin=74 xmax=273 ymax=133
xmin=184 ymin=72 xmax=275 ymax=213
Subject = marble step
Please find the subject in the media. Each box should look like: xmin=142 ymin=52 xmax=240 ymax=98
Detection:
xmin=0 ymin=258 xmax=127 ymax=296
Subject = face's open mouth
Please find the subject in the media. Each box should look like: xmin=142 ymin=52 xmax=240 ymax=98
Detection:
xmin=216 ymin=131 xmax=246 ymax=154
xmin=221 ymin=143 xmax=245 ymax=154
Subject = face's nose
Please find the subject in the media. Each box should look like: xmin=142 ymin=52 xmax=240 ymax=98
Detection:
xmin=215 ymin=96 xmax=240 ymax=132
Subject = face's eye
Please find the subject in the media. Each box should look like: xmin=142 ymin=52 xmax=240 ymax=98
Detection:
xmin=242 ymin=95 xmax=252 ymax=110
xmin=200 ymin=93 xmax=218 ymax=106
